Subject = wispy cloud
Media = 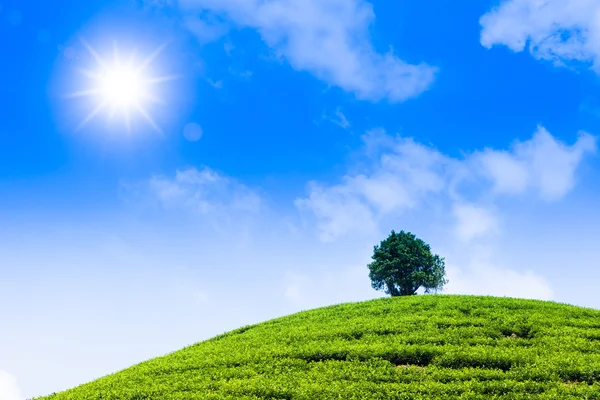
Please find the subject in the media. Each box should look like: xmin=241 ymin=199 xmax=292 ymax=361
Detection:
xmin=295 ymin=130 xmax=451 ymax=242
xmin=183 ymin=14 xmax=229 ymax=45
xmin=228 ymin=67 xmax=253 ymax=79
xmin=324 ymin=108 xmax=351 ymax=129
xmin=223 ymin=41 xmax=234 ymax=56
xmin=149 ymin=167 xmax=261 ymax=213
xmin=176 ymin=0 xmax=437 ymax=102
xmin=470 ymin=126 xmax=596 ymax=201
xmin=122 ymin=167 xmax=263 ymax=231
xmin=296 ymin=126 xmax=596 ymax=243
xmin=205 ymin=77 xmax=223 ymax=89
xmin=480 ymin=0 xmax=600 ymax=73
xmin=452 ymin=203 xmax=500 ymax=243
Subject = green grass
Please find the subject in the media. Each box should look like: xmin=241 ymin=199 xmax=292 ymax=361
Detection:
xmin=35 ymin=295 xmax=600 ymax=399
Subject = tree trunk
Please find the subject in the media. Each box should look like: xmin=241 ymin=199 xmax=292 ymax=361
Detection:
xmin=400 ymin=286 xmax=417 ymax=296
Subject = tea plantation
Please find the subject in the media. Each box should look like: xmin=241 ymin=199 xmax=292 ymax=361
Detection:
xmin=35 ymin=295 xmax=600 ymax=399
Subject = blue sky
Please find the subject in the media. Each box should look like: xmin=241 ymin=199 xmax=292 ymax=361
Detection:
xmin=2 ymin=0 xmax=600 ymax=398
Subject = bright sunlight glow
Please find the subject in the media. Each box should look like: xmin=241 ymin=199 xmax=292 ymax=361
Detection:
xmin=99 ymin=65 xmax=147 ymax=108
xmin=69 ymin=39 xmax=177 ymax=134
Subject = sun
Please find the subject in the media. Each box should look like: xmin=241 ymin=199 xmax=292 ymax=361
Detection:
xmin=99 ymin=64 xmax=147 ymax=108
xmin=69 ymin=39 xmax=176 ymax=134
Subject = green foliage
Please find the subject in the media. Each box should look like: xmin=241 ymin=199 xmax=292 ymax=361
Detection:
xmin=368 ymin=230 xmax=448 ymax=296
xmin=33 ymin=296 xmax=600 ymax=400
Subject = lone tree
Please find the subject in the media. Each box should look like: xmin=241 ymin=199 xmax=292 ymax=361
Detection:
xmin=368 ymin=230 xmax=447 ymax=296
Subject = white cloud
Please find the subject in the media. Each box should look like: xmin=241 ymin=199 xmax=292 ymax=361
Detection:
xmin=472 ymin=150 xmax=529 ymax=195
xmin=125 ymin=167 xmax=262 ymax=222
xmin=452 ymin=203 xmax=500 ymax=242
xmin=444 ymin=245 xmax=553 ymax=300
xmin=205 ymin=78 xmax=223 ymax=89
xmin=0 ymin=371 xmax=22 ymax=400
xmin=228 ymin=68 xmax=253 ymax=79
xmin=326 ymin=109 xmax=351 ymax=129
xmin=184 ymin=14 xmax=229 ymax=44
xmin=480 ymin=0 xmax=600 ymax=72
xmin=472 ymin=126 xmax=596 ymax=201
xmin=296 ymin=126 xmax=595 ymax=243
xmin=295 ymin=181 xmax=378 ymax=242
xmin=224 ymin=41 xmax=234 ymax=56
xmin=177 ymin=0 xmax=437 ymax=102
xmin=295 ymin=129 xmax=455 ymax=242
xmin=153 ymin=167 xmax=260 ymax=213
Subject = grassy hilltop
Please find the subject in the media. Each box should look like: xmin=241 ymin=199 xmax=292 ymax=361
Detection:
xmin=35 ymin=295 xmax=600 ymax=399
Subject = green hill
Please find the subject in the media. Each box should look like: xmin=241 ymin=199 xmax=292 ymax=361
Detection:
xmin=35 ymin=295 xmax=600 ymax=399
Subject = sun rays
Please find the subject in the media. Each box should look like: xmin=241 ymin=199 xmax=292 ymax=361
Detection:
xmin=68 ymin=39 xmax=177 ymax=134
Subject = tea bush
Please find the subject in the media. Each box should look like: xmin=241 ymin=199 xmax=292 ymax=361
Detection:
xmin=34 ymin=295 xmax=600 ymax=399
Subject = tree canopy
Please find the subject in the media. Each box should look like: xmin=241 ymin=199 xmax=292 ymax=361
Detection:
xmin=368 ymin=230 xmax=447 ymax=296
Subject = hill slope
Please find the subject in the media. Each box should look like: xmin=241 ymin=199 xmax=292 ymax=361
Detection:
xmin=35 ymin=295 xmax=600 ymax=399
